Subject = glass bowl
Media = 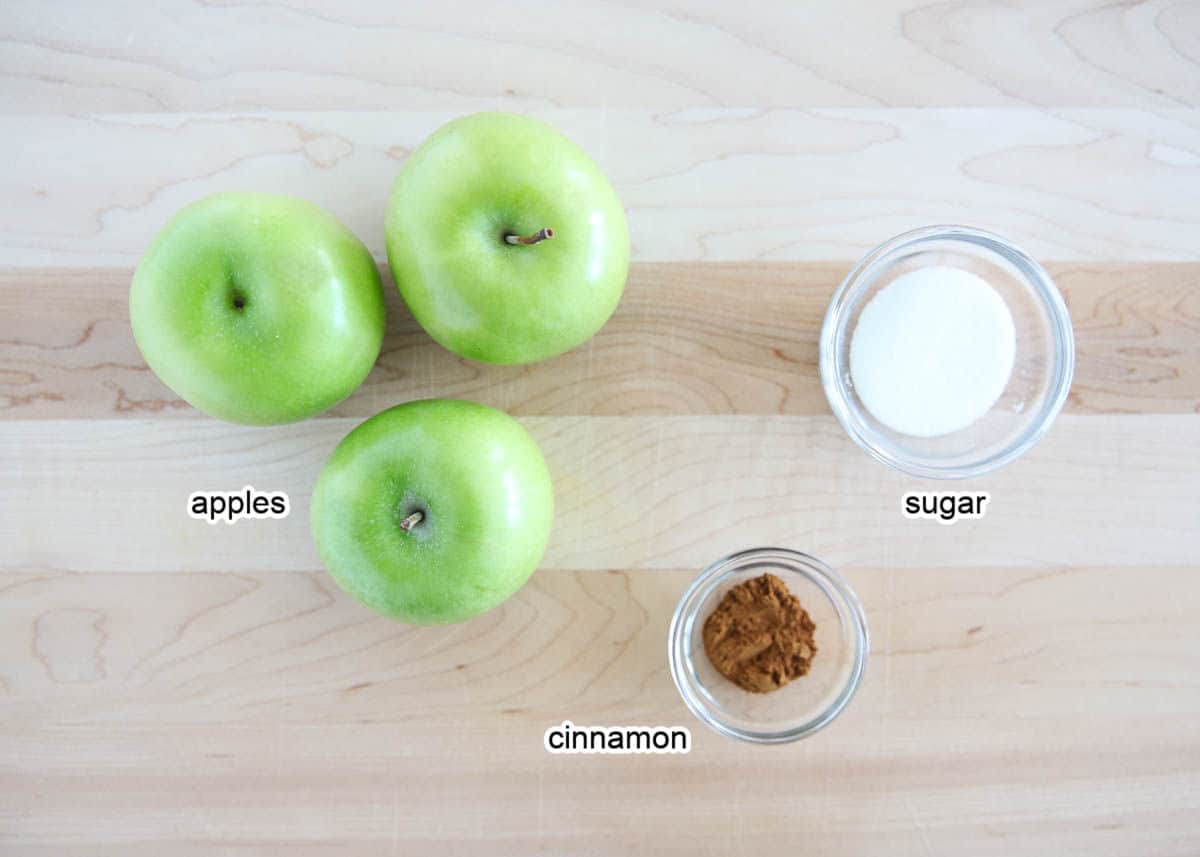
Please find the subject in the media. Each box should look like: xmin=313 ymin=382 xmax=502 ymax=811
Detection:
xmin=668 ymin=548 xmax=869 ymax=744
xmin=819 ymin=225 xmax=1074 ymax=479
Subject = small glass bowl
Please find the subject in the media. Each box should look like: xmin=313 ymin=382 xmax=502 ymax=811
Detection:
xmin=668 ymin=548 xmax=869 ymax=744
xmin=819 ymin=225 xmax=1075 ymax=479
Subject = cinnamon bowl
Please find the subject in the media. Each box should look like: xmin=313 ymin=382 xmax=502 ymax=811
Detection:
xmin=668 ymin=548 xmax=869 ymax=744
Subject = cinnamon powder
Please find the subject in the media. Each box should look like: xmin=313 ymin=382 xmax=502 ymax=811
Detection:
xmin=702 ymin=573 xmax=818 ymax=693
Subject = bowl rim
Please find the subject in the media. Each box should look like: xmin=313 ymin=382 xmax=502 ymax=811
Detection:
xmin=668 ymin=547 xmax=870 ymax=744
xmin=819 ymin=224 xmax=1076 ymax=480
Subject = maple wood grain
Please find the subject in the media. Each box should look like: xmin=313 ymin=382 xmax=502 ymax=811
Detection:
xmin=3 ymin=2 xmax=1200 ymax=853
xmin=2 ymin=262 xmax=1197 ymax=420
xmin=1 ymin=566 xmax=1197 ymax=855
xmin=1 ymin=109 xmax=1198 ymax=267
xmin=2 ymin=2 xmax=1196 ymax=112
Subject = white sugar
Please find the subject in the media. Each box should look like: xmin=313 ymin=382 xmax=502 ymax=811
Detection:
xmin=849 ymin=266 xmax=1015 ymax=437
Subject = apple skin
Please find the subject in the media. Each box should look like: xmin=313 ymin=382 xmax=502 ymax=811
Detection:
xmin=385 ymin=112 xmax=629 ymax=365
xmin=130 ymin=193 xmax=385 ymax=425
xmin=311 ymin=398 xmax=554 ymax=624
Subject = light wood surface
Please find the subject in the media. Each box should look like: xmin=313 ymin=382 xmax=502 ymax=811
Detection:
xmin=4 ymin=262 xmax=1200 ymax=419
xmin=3 ymin=109 xmax=1199 ymax=265
xmin=2 ymin=1 xmax=1196 ymax=111
xmin=3 ymin=414 xmax=1199 ymax=573
xmin=2 ymin=2 xmax=1199 ymax=855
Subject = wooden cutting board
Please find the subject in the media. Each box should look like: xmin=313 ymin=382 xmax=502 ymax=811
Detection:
xmin=2 ymin=3 xmax=1198 ymax=854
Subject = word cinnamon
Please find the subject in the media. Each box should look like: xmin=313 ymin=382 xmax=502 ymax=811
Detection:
xmin=702 ymin=573 xmax=817 ymax=693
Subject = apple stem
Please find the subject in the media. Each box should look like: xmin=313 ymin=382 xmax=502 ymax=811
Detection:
xmin=399 ymin=511 xmax=424 ymax=532
xmin=505 ymin=227 xmax=554 ymax=246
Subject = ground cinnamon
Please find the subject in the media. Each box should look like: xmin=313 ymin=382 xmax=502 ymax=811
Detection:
xmin=702 ymin=573 xmax=817 ymax=693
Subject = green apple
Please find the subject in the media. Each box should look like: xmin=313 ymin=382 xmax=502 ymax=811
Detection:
xmin=385 ymin=112 xmax=629 ymax=365
xmin=311 ymin=398 xmax=554 ymax=624
xmin=130 ymin=192 xmax=385 ymax=424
